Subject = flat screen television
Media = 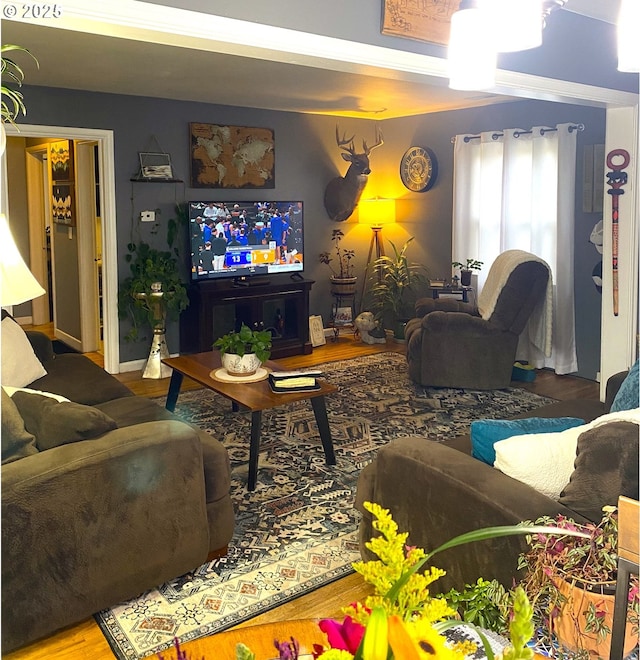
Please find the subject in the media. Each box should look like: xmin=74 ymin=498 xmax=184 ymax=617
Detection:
xmin=188 ymin=200 xmax=304 ymax=283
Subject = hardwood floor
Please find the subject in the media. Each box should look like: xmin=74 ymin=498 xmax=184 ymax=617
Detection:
xmin=7 ymin=326 xmax=599 ymax=660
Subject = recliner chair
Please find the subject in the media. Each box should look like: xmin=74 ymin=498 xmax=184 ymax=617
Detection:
xmin=405 ymin=250 xmax=550 ymax=389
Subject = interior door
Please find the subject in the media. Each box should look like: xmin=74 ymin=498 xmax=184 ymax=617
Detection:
xmin=25 ymin=146 xmax=50 ymax=325
xmin=75 ymin=141 xmax=100 ymax=352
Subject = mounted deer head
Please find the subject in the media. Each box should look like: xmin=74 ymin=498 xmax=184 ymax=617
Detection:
xmin=324 ymin=124 xmax=383 ymax=222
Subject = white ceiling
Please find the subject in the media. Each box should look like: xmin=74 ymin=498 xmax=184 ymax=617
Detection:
xmin=1 ymin=0 xmax=622 ymax=120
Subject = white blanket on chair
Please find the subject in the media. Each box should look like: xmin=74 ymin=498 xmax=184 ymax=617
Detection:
xmin=477 ymin=249 xmax=553 ymax=357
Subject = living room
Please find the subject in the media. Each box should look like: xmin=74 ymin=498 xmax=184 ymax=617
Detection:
xmin=2 ymin=0 xmax=638 ymax=387
xmin=1 ymin=1 xmax=639 ymax=659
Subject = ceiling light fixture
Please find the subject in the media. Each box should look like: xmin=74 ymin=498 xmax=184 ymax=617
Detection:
xmin=448 ymin=0 xmax=566 ymax=91
xmin=617 ymin=0 xmax=640 ymax=73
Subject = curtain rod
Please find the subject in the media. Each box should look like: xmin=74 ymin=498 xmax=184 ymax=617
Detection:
xmin=450 ymin=123 xmax=585 ymax=144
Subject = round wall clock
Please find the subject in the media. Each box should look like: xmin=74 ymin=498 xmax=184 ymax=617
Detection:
xmin=400 ymin=146 xmax=438 ymax=192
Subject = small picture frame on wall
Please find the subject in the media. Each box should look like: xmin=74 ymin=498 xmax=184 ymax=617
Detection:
xmin=52 ymin=183 xmax=75 ymax=226
xmin=139 ymin=152 xmax=174 ymax=179
xmin=309 ymin=315 xmax=326 ymax=347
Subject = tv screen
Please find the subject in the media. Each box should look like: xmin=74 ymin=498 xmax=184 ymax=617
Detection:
xmin=188 ymin=201 xmax=304 ymax=282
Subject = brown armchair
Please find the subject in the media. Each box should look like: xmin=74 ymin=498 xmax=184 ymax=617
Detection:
xmin=405 ymin=250 xmax=550 ymax=389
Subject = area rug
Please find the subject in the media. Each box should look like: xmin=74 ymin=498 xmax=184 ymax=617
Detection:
xmin=96 ymin=352 xmax=555 ymax=660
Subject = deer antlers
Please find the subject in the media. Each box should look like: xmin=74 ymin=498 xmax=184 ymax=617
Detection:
xmin=363 ymin=124 xmax=383 ymax=155
xmin=335 ymin=124 xmax=383 ymax=156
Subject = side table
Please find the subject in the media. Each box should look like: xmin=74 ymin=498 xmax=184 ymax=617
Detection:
xmin=430 ymin=286 xmax=473 ymax=303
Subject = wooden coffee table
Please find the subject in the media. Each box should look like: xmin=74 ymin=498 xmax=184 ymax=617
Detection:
xmin=145 ymin=618 xmax=326 ymax=659
xmin=162 ymin=352 xmax=338 ymax=491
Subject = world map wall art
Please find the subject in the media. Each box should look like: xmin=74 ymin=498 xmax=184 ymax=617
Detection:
xmin=190 ymin=123 xmax=275 ymax=188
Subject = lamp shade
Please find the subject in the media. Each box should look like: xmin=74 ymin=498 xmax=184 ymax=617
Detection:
xmin=448 ymin=1 xmax=497 ymax=90
xmin=481 ymin=0 xmax=543 ymax=52
xmin=618 ymin=0 xmax=640 ymax=72
xmin=0 ymin=213 xmax=46 ymax=306
xmin=358 ymin=198 xmax=396 ymax=228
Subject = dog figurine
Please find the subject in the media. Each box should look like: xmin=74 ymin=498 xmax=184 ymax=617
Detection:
xmin=354 ymin=311 xmax=386 ymax=344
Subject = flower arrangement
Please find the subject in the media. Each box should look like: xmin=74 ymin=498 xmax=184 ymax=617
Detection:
xmin=158 ymin=503 xmax=588 ymax=660
xmin=517 ymin=506 xmax=639 ymax=656
xmin=319 ymin=229 xmax=356 ymax=279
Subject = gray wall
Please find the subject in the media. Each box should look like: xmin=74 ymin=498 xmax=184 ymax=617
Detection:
xmin=16 ymin=85 xmax=605 ymax=376
xmin=142 ymin=0 xmax=638 ymax=93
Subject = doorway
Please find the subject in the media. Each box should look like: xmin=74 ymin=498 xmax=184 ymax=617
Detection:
xmin=3 ymin=124 xmax=119 ymax=373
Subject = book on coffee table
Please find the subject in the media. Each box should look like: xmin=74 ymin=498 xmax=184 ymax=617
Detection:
xmin=269 ymin=370 xmax=323 ymax=392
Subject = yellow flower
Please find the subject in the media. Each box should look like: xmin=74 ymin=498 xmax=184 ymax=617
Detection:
xmin=398 ymin=617 xmax=469 ymax=659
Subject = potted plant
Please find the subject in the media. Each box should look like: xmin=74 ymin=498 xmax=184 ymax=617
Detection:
xmin=213 ymin=323 xmax=272 ymax=376
xmin=366 ymin=237 xmax=428 ymax=340
xmin=517 ymin=506 xmax=639 ymax=658
xmin=452 ymin=258 xmax=483 ymax=287
xmin=319 ymin=229 xmax=357 ymax=296
xmin=118 ymin=241 xmax=189 ymax=335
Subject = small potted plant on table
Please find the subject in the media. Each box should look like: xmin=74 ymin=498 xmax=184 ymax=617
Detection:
xmin=452 ymin=258 xmax=483 ymax=287
xmin=213 ymin=323 xmax=272 ymax=377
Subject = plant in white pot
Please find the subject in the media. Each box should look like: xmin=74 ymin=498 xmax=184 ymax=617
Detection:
xmin=452 ymin=258 xmax=483 ymax=287
xmin=213 ymin=324 xmax=272 ymax=377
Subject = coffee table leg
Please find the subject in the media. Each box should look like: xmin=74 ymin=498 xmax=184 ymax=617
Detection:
xmin=165 ymin=370 xmax=184 ymax=412
xmin=248 ymin=410 xmax=262 ymax=491
xmin=311 ymin=396 xmax=336 ymax=465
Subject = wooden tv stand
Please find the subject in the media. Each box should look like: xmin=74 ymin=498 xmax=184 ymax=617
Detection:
xmin=179 ymin=277 xmax=314 ymax=359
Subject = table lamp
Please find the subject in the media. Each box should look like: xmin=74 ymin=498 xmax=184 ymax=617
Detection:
xmin=0 ymin=213 xmax=46 ymax=307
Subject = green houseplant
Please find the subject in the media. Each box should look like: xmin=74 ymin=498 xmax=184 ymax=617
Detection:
xmin=1 ymin=44 xmax=38 ymax=126
xmin=319 ymin=229 xmax=357 ymax=297
xmin=118 ymin=241 xmax=189 ymax=342
xmin=517 ymin=506 xmax=639 ymax=658
xmin=452 ymin=258 xmax=483 ymax=287
xmin=367 ymin=237 xmax=428 ymax=339
xmin=213 ymin=323 xmax=272 ymax=376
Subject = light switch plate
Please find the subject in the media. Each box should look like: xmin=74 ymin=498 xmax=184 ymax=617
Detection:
xmin=140 ymin=210 xmax=155 ymax=222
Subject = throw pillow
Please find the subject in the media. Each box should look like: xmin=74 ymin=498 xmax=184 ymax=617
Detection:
xmin=470 ymin=417 xmax=585 ymax=465
xmin=559 ymin=421 xmax=639 ymax=522
xmin=12 ymin=391 xmax=117 ymax=451
xmin=494 ymin=408 xmax=640 ymax=500
xmin=610 ymin=359 xmax=639 ymax=412
xmin=1 ymin=389 xmax=38 ymax=464
xmin=2 ymin=386 xmax=70 ymax=403
xmin=1 ymin=317 xmax=47 ymax=388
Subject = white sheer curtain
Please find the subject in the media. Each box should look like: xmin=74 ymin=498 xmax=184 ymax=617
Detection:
xmin=452 ymin=123 xmax=578 ymax=374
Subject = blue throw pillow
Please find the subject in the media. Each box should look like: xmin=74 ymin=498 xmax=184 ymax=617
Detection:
xmin=610 ymin=360 xmax=639 ymax=412
xmin=470 ymin=417 xmax=585 ymax=466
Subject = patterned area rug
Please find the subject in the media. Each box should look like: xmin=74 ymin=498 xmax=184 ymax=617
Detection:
xmin=95 ymin=352 xmax=554 ymax=660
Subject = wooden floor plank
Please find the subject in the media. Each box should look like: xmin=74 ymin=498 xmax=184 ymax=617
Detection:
xmin=7 ymin=325 xmax=599 ymax=659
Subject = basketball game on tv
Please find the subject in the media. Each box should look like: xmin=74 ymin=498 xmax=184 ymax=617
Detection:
xmin=188 ymin=200 xmax=304 ymax=282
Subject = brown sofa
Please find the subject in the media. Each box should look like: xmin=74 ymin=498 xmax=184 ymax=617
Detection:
xmin=1 ymin=328 xmax=234 ymax=652
xmin=355 ymin=371 xmax=637 ymax=594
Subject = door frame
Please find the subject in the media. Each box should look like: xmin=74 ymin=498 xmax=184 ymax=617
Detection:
xmin=5 ymin=124 xmax=119 ymax=373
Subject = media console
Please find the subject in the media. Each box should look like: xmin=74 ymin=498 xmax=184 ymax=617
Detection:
xmin=180 ymin=277 xmax=314 ymax=359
